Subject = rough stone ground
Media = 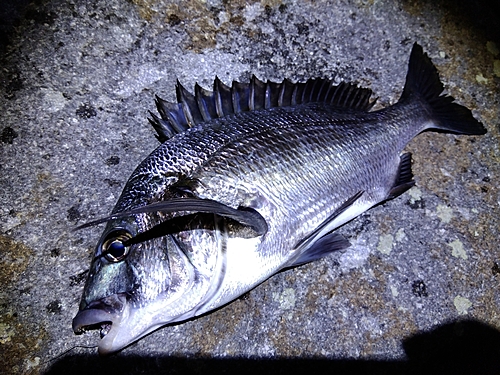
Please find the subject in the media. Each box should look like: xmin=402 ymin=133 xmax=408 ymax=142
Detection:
xmin=0 ymin=0 xmax=499 ymax=374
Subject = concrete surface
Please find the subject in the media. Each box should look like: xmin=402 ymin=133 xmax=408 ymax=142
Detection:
xmin=0 ymin=0 xmax=499 ymax=374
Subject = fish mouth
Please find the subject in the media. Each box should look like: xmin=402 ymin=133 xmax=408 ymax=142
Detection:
xmin=72 ymin=293 xmax=169 ymax=354
xmin=72 ymin=293 xmax=128 ymax=354
xmin=72 ymin=308 xmax=116 ymax=338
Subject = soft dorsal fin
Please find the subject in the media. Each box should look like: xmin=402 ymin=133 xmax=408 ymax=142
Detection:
xmin=149 ymin=76 xmax=376 ymax=143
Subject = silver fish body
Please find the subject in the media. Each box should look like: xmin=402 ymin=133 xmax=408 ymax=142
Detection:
xmin=73 ymin=44 xmax=486 ymax=354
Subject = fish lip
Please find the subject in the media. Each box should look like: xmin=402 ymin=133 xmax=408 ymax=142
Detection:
xmin=72 ymin=293 xmax=128 ymax=353
xmin=73 ymin=293 xmax=127 ymax=332
xmin=72 ymin=308 xmax=115 ymax=334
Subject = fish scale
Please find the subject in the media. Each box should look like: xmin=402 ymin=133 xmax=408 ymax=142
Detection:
xmin=192 ymin=111 xmax=394 ymax=212
xmin=198 ymin=125 xmax=379 ymax=249
xmin=72 ymin=43 xmax=486 ymax=354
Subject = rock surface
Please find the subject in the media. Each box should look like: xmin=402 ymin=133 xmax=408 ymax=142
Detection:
xmin=0 ymin=1 xmax=499 ymax=374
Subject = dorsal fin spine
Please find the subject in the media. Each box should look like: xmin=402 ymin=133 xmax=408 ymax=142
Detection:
xmin=195 ymin=83 xmax=215 ymax=121
xmin=231 ymin=82 xmax=240 ymax=114
xmin=310 ymin=79 xmax=321 ymax=101
xmin=264 ymin=82 xmax=271 ymax=109
xmin=214 ymin=77 xmax=224 ymax=117
xmin=317 ymin=79 xmax=331 ymax=102
xmin=176 ymin=82 xmax=201 ymax=127
xmin=215 ymin=77 xmax=233 ymax=117
xmin=325 ymin=82 xmax=339 ymax=103
xmin=323 ymin=81 xmax=335 ymax=103
xmin=149 ymin=75 xmax=374 ymax=143
xmin=249 ymin=75 xmax=257 ymax=110
xmin=278 ymin=78 xmax=293 ymax=107
xmin=232 ymin=81 xmax=250 ymax=113
xmin=252 ymin=75 xmax=266 ymax=110
xmin=302 ymin=80 xmax=313 ymax=103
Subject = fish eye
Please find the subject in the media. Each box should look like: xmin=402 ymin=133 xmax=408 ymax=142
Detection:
xmin=102 ymin=230 xmax=132 ymax=262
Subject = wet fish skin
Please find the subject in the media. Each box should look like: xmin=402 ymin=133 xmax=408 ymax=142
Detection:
xmin=72 ymin=43 xmax=486 ymax=354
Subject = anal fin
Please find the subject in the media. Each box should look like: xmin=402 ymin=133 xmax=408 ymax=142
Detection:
xmin=286 ymin=232 xmax=350 ymax=267
xmin=387 ymin=153 xmax=415 ymax=200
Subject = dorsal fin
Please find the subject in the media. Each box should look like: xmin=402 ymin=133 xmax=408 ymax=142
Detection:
xmin=195 ymin=83 xmax=218 ymax=121
xmin=150 ymin=76 xmax=376 ymax=143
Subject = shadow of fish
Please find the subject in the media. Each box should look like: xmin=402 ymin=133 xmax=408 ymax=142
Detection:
xmin=72 ymin=43 xmax=486 ymax=354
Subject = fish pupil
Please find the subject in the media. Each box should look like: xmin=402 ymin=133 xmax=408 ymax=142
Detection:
xmin=108 ymin=241 xmax=125 ymax=259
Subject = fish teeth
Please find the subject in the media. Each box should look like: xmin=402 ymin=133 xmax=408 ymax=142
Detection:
xmin=100 ymin=323 xmax=111 ymax=339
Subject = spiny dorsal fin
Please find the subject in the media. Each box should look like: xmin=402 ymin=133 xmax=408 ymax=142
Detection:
xmin=150 ymin=76 xmax=376 ymax=143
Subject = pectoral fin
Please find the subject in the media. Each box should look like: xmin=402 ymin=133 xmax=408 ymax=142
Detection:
xmin=76 ymin=198 xmax=268 ymax=236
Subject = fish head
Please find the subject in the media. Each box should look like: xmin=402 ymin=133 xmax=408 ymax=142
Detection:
xmin=72 ymin=212 xmax=225 ymax=354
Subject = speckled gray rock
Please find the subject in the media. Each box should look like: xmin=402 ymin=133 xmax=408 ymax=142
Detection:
xmin=0 ymin=1 xmax=499 ymax=374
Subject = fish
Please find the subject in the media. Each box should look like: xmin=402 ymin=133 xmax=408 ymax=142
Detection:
xmin=72 ymin=43 xmax=486 ymax=354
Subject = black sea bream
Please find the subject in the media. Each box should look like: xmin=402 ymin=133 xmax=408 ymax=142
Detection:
xmin=73 ymin=43 xmax=486 ymax=354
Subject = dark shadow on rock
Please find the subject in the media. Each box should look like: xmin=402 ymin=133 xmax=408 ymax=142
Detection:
xmin=0 ymin=0 xmax=31 ymax=52
xmin=43 ymin=319 xmax=500 ymax=375
xmin=403 ymin=319 xmax=500 ymax=375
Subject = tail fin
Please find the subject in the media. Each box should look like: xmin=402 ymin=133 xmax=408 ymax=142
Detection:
xmin=400 ymin=43 xmax=486 ymax=135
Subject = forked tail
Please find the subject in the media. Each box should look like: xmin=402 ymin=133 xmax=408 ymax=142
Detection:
xmin=400 ymin=43 xmax=486 ymax=135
